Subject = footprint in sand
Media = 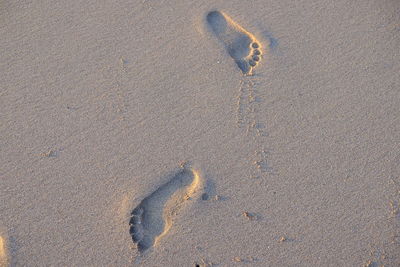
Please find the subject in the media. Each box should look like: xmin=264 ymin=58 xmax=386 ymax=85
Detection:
xmin=129 ymin=164 xmax=201 ymax=253
xmin=206 ymin=10 xmax=262 ymax=75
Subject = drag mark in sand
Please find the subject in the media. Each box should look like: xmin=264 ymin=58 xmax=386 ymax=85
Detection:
xmin=129 ymin=164 xmax=201 ymax=253
xmin=206 ymin=11 xmax=262 ymax=75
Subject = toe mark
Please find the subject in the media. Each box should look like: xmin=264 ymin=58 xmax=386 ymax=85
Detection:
xmin=251 ymin=42 xmax=259 ymax=48
xmin=131 ymin=207 xmax=143 ymax=216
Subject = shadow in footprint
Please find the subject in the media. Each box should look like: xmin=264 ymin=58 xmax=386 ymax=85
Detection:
xmin=206 ymin=11 xmax=262 ymax=74
xmin=129 ymin=167 xmax=198 ymax=253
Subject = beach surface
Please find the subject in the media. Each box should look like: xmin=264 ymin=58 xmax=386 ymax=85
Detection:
xmin=1 ymin=0 xmax=399 ymax=266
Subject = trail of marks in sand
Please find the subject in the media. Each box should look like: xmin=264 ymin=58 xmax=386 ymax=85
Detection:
xmin=236 ymin=79 xmax=266 ymax=136
xmin=236 ymin=77 xmax=274 ymax=178
xmin=129 ymin=164 xmax=201 ymax=253
xmin=206 ymin=11 xmax=262 ymax=75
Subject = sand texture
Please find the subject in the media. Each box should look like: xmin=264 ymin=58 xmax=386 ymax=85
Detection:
xmin=1 ymin=0 xmax=400 ymax=266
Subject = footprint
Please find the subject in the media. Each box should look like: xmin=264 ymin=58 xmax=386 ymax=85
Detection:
xmin=206 ymin=11 xmax=262 ymax=75
xmin=129 ymin=164 xmax=201 ymax=253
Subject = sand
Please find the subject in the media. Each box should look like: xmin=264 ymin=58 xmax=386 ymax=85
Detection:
xmin=1 ymin=0 xmax=399 ymax=266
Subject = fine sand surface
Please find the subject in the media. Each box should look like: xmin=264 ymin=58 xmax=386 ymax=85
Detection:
xmin=1 ymin=0 xmax=400 ymax=266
